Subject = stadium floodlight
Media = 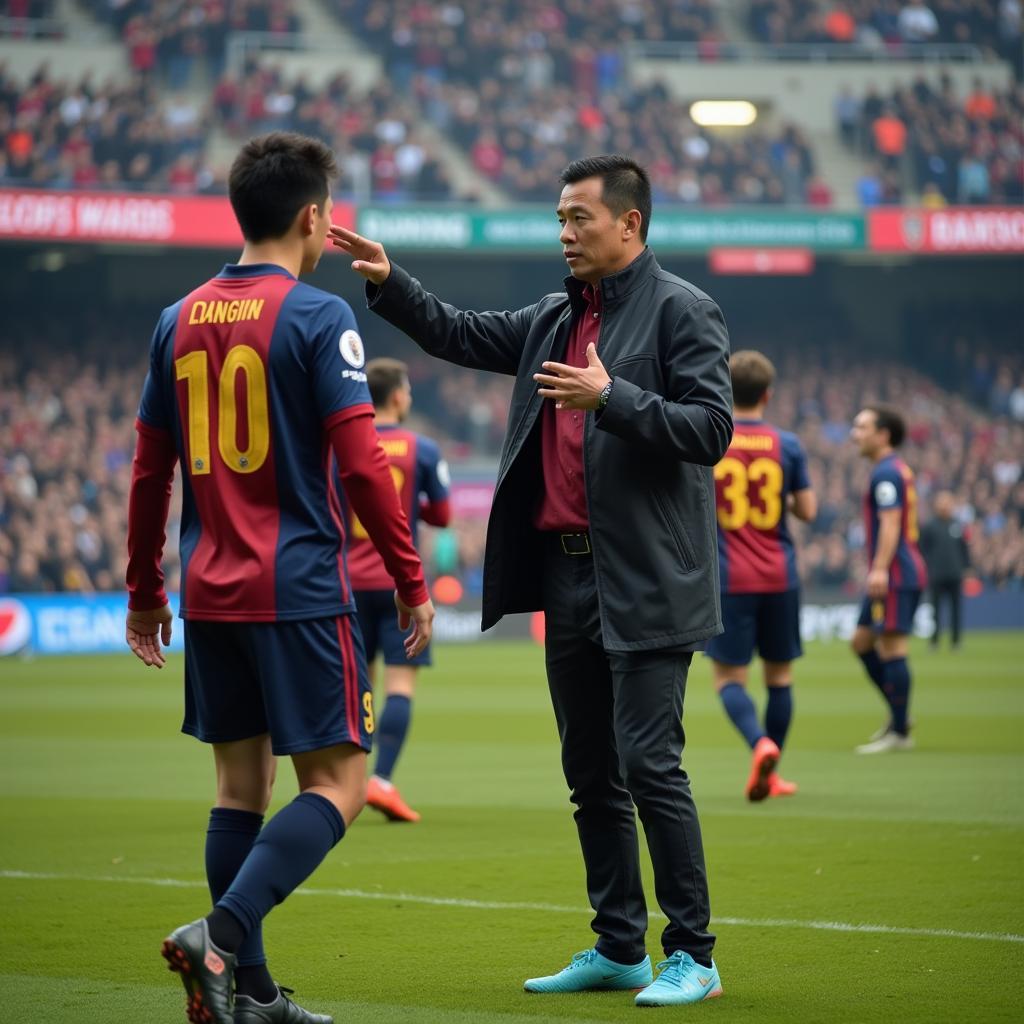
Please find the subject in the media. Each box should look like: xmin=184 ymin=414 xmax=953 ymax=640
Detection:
xmin=689 ymin=100 xmax=757 ymax=127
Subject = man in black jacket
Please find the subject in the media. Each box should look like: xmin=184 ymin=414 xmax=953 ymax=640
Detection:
xmin=920 ymin=491 xmax=970 ymax=649
xmin=332 ymin=155 xmax=732 ymax=1008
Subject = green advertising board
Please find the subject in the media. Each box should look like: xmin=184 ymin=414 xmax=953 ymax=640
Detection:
xmin=357 ymin=207 xmax=865 ymax=253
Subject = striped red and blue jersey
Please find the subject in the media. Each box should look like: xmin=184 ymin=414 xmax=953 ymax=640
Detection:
xmin=864 ymin=454 xmax=928 ymax=591
xmin=713 ymin=419 xmax=810 ymax=594
xmin=136 ymin=263 xmax=374 ymax=621
xmin=346 ymin=425 xmax=450 ymax=591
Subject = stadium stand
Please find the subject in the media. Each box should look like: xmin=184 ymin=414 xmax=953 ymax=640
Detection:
xmin=81 ymin=0 xmax=303 ymax=84
xmin=845 ymin=72 xmax=1024 ymax=203
xmin=747 ymin=0 xmax=1017 ymax=58
xmin=2 ymin=321 xmax=1021 ymax=597
xmin=0 ymin=62 xmax=215 ymax=191
xmin=212 ymin=61 xmax=462 ymax=200
xmin=323 ymin=0 xmax=825 ymax=204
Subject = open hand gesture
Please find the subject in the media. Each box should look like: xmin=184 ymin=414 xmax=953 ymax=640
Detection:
xmin=534 ymin=343 xmax=611 ymax=411
xmin=329 ymin=226 xmax=391 ymax=285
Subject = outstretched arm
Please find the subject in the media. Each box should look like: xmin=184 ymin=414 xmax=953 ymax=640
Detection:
xmin=330 ymin=226 xmax=529 ymax=376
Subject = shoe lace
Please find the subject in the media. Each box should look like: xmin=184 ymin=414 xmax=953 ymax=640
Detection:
xmin=654 ymin=951 xmax=692 ymax=985
xmin=566 ymin=949 xmax=598 ymax=971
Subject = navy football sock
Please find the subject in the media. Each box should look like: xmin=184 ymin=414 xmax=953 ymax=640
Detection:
xmin=212 ymin=792 xmax=346 ymax=946
xmin=718 ymin=682 xmax=765 ymax=749
xmin=205 ymin=808 xmax=266 ymax=965
xmin=374 ymin=694 xmax=412 ymax=781
xmin=857 ymin=650 xmax=887 ymax=697
xmin=765 ymin=685 xmax=793 ymax=750
xmin=882 ymin=657 xmax=911 ymax=735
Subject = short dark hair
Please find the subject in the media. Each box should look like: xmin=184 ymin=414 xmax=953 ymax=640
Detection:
xmin=864 ymin=403 xmax=906 ymax=447
xmin=730 ymin=350 xmax=775 ymax=407
xmin=228 ymin=132 xmax=338 ymax=242
xmin=559 ymin=154 xmax=652 ymax=243
xmin=366 ymin=357 xmax=409 ymax=409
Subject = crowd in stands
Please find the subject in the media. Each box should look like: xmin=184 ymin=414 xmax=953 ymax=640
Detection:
xmin=839 ymin=73 xmax=1024 ymax=204
xmin=8 ymin=1 xmax=1019 ymax=205
xmin=333 ymin=0 xmax=721 ymax=91
xmin=0 ymin=63 xmax=217 ymax=192
xmin=2 ymin=317 xmax=1022 ymax=599
xmin=84 ymin=0 xmax=303 ymax=86
xmin=749 ymin=0 xmax=1021 ymax=64
xmin=212 ymin=63 xmax=464 ymax=201
xmin=332 ymin=0 xmax=824 ymax=204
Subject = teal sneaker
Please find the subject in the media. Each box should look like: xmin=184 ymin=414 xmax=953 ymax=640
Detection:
xmin=635 ymin=951 xmax=722 ymax=1006
xmin=524 ymin=949 xmax=653 ymax=993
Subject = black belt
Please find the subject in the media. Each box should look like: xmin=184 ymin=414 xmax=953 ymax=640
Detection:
xmin=550 ymin=531 xmax=591 ymax=556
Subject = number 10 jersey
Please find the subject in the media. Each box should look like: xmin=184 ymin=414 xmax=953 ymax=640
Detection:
xmin=136 ymin=263 xmax=374 ymax=622
xmin=713 ymin=419 xmax=810 ymax=594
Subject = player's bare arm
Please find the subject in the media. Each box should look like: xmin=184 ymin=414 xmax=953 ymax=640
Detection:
xmin=868 ymin=509 xmax=902 ymax=598
xmin=330 ymin=226 xmax=391 ymax=285
xmin=790 ymin=488 xmax=818 ymax=523
xmin=534 ymin=342 xmax=611 ymax=410
xmin=126 ymin=604 xmax=174 ymax=669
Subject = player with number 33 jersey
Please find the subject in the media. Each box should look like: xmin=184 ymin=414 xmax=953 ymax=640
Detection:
xmin=705 ymin=352 xmax=817 ymax=802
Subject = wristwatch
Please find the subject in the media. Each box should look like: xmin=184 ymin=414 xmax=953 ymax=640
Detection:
xmin=597 ymin=378 xmax=614 ymax=410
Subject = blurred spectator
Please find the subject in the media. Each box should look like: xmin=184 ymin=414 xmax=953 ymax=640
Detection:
xmin=835 ymin=85 xmax=861 ymax=148
xmin=898 ymin=0 xmax=939 ymax=43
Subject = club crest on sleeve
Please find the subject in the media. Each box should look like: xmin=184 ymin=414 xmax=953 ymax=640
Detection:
xmin=875 ymin=481 xmax=898 ymax=507
xmin=339 ymin=330 xmax=365 ymax=368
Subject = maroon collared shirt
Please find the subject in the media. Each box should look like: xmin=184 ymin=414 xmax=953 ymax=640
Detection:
xmin=534 ymin=283 xmax=602 ymax=531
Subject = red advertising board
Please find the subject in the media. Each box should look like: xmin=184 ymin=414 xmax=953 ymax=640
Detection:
xmin=708 ymin=247 xmax=815 ymax=275
xmin=868 ymin=208 xmax=1024 ymax=254
xmin=0 ymin=189 xmax=355 ymax=248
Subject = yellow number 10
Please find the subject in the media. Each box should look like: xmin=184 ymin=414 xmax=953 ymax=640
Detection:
xmin=174 ymin=346 xmax=270 ymax=475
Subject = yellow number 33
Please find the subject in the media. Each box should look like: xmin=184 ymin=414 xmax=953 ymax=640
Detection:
xmin=714 ymin=456 xmax=783 ymax=531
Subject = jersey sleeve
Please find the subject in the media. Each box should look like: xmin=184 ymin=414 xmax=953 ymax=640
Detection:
xmin=417 ymin=436 xmax=450 ymax=502
xmin=872 ymin=465 xmax=904 ymax=511
xmin=308 ymin=294 xmax=374 ymax=427
xmin=781 ymin=431 xmax=810 ymax=494
xmin=137 ymin=305 xmax=178 ymax=432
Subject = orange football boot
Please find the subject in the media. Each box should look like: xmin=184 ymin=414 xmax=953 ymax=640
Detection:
xmin=366 ymin=776 xmax=421 ymax=823
xmin=745 ymin=737 xmax=780 ymax=802
xmin=767 ymin=772 xmax=798 ymax=798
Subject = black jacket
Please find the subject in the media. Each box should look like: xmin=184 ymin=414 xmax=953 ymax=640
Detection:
xmin=919 ymin=517 xmax=970 ymax=583
xmin=367 ymin=248 xmax=733 ymax=651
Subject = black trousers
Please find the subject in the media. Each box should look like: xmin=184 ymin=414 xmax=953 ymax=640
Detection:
xmin=930 ymin=580 xmax=962 ymax=645
xmin=541 ymin=534 xmax=714 ymax=964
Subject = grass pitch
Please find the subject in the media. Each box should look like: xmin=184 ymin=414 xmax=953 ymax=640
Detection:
xmin=1 ymin=633 xmax=1022 ymax=1022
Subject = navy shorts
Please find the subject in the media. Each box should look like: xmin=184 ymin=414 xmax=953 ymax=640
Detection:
xmin=704 ymin=589 xmax=803 ymax=666
xmin=858 ymin=589 xmax=921 ymax=635
xmin=183 ymin=615 xmax=374 ymax=755
xmin=354 ymin=589 xmax=431 ymax=668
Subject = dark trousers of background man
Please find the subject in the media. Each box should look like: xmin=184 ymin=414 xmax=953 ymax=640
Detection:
xmin=540 ymin=533 xmax=715 ymax=965
xmin=930 ymin=580 xmax=963 ymax=647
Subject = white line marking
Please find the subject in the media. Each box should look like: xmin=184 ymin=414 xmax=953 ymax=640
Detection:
xmin=2 ymin=869 xmax=1021 ymax=945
